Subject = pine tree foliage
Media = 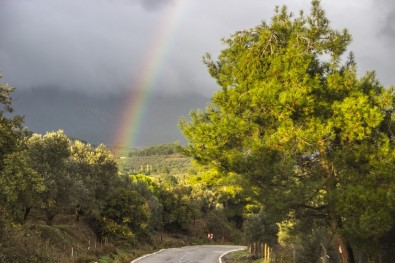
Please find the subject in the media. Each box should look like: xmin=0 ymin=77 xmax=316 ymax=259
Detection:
xmin=180 ymin=1 xmax=395 ymax=261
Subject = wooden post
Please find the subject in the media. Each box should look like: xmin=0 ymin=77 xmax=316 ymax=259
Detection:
xmin=264 ymin=243 xmax=267 ymax=262
xmin=293 ymin=245 xmax=296 ymax=263
xmin=263 ymin=243 xmax=265 ymax=260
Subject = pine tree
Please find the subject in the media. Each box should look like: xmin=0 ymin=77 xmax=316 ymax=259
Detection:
xmin=180 ymin=1 xmax=395 ymax=262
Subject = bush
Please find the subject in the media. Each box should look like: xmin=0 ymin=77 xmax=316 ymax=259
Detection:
xmin=0 ymin=225 xmax=55 ymax=263
xmin=102 ymin=218 xmax=137 ymax=245
xmin=83 ymin=213 xmax=105 ymax=238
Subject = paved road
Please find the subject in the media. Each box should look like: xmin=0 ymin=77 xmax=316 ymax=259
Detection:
xmin=130 ymin=245 xmax=246 ymax=263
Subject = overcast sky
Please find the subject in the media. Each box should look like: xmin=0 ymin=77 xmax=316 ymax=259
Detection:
xmin=0 ymin=0 xmax=394 ymax=146
xmin=0 ymin=0 xmax=395 ymax=146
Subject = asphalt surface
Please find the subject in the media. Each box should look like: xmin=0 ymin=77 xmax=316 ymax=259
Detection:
xmin=130 ymin=245 xmax=246 ymax=263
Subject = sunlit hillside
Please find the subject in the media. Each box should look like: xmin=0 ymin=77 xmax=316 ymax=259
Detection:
xmin=118 ymin=143 xmax=192 ymax=176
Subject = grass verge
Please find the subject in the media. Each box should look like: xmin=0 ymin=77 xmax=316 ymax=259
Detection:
xmin=222 ymin=249 xmax=264 ymax=263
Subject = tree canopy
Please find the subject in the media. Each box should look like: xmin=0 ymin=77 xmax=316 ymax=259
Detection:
xmin=180 ymin=1 xmax=395 ymax=262
xmin=0 ymin=75 xmax=23 ymax=170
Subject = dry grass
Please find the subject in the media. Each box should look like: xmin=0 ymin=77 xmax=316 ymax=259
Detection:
xmin=2 ymin=210 xmax=226 ymax=263
xmin=221 ymin=250 xmax=263 ymax=263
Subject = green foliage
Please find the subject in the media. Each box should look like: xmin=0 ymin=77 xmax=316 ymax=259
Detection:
xmin=129 ymin=143 xmax=179 ymax=157
xmin=83 ymin=143 xmax=118 ymax=209
xmin=101 ymin=218 xmax=137 ymax=244
xmin=0 ymin=150 xmax=45 ymax=222
xmin=180 ymin=0 xmax=395 ymax=261
xmin=155 ymin=181 xmax=197 ymax=231
xmin=278 ymin=217 xmax=336 ymax=262
xmin=187 ymin=166 xmax=260 ymax=227
xmin=26 ymin=131 xmax=75 ymax=223
xmin=243 ymin=207 xmax=278 ymax=246
xmin=129 ymin=174 xmax=164 ymax=231
xmin=205 ymin=209 xmax=242 ymax=242
xmin=0 ymin=76 xmax=23 ymax=170
xmin=101 ymin=187 xmax=150 ymax=237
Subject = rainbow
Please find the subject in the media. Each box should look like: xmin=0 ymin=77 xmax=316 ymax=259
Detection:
xmin=112 ymin=1 xmax=185 ymax=152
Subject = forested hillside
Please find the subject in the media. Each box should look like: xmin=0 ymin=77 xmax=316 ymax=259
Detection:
xmin=121 ymin=143 xmax=192 ymax=175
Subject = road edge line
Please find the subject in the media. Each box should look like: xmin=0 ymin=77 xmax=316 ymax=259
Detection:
xmin=130 ymin=249 xmax=167 ymax=263
xmin=218 ymin=247 xmax=246 ymax=263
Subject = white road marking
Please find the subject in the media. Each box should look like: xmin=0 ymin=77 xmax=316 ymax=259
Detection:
xmin=130 ymin=249 xmax=167 ymax=263
xmin=218 ymin=247 xmax=246 ymax=263
xmin=130 ymin=245 xmax=246 ymax=263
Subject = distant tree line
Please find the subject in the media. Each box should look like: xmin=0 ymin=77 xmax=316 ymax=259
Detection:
xmin=129 ymin=143 xmax=178 ymax=157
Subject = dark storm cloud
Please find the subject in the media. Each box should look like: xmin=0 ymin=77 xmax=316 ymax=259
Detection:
xmin=385 ymin=10 xmax=395 ymax=35
xmin=0 ymin=0 xmax=174 ymax=95
xmin=2 ymin=0 xmax=395 ymax=146
xmin=138 ymin=0 xmax=175 ymax=11
xmin=1 ymin=0 xmax=394 ymax=95
xmin=381 ymin=2 xmax=395 ymax=41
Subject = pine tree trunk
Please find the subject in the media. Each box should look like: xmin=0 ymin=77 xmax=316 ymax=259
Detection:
xmin=23 ymin=207 xmax=31 ymax=222
xmin=322 ymin=158 xmax=355 ymax=263
xmin=46 ymin=210 xmax=56 ymax=225
xmin=334 ymin=234 xmax=354 ymax=263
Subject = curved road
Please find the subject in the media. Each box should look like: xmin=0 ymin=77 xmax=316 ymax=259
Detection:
xmin=130 ymin=245 xmax=245 ymax=263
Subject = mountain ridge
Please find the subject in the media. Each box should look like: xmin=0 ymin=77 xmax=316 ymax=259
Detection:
xmin=12 ymin=87 xmax=209 ymax=147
